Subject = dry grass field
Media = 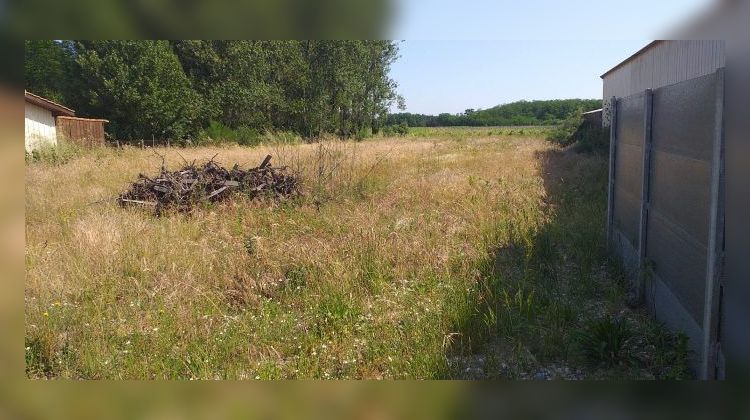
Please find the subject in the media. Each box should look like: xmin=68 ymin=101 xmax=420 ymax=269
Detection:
xmin=25 ymin=131 xmax=690 ymax=379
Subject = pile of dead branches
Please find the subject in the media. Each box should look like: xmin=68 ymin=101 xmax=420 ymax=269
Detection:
xmin=118 ymin=154 xmax=301 ymax=214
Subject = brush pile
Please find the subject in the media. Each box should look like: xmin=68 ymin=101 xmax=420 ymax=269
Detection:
xmin=118 ymin=154 xmax=301 ymax=214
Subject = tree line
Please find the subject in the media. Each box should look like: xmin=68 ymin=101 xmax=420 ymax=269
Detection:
xmin=387 ymin=99 xmax=602 ymax=127
xmin=25 ymin=40 xmax=403 ymax=143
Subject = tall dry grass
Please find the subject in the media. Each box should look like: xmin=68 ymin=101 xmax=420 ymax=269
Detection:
xmin=25 ymin=133 xmax=689 ymax=379
xmin=26 ymin=135 xmax=546 ymax=379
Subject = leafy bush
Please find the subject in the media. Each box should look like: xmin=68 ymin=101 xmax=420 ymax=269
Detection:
xmin=356 ymin=127 xmax=372 ymax=140
xmin=234 ymin=126 xmax=263 ymax=146
xmin=397 ymin=122 xmax=409 ymax=136
xmin=381 ymin=122 xmax=408 ymax=137
xmin=546 ymin=109 xmax=583 ymax=147
xmin=547 ymin=109 xmax=609 ymax=154
xmin=574 ymin=315 xmax=634 ymax=368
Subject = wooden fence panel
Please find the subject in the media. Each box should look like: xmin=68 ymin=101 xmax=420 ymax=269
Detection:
xmin=56 ymin=117 xmax=108 ymax=148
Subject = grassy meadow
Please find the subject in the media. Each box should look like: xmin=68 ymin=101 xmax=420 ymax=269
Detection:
xmin=25 ymin=128 xmax=690 ymax=379
xmin=406 ymin=126 xmax=552 ymax=139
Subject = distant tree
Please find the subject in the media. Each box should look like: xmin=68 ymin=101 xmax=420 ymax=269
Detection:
xmin=388 ymin=99 xmax=602 ymax=127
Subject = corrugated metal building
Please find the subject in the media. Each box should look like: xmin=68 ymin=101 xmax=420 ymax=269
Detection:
xmin=601 ymin=40 xmax=733 ymax=379
xmin=601 ymin=40 xmax=725 ymax=127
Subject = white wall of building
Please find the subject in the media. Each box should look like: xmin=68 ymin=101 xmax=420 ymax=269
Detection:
xmin=25 ymin=102 xmax=57 ymax=152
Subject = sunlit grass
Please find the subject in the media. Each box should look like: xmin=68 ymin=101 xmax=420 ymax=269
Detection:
xmin=406 ymin=126 xmax=553 ymax=139
xmin=25 ymin=133 xmax=689 ymax=379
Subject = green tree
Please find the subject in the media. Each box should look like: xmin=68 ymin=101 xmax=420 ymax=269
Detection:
xmin=74 ymin=40 xmax=202 ymax=141
xmin=388 ymin=99 xmax=602 ymax=127
xmin=24 ymin=40 xmax=74 ymax=104
xmin=25 ymin=40 xmax=403 ymax=142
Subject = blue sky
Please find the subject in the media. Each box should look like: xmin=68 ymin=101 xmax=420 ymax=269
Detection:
xmin=387 ymin=0 xmax=714 ymax=114
xmin=389 ymin=40 xmax=645 ymax=114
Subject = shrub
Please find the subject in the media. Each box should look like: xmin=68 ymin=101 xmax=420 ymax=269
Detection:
xmin=235 ymin=126 xmax=262 ymax=146
xmin=546 ymin=109 xmax=583 ymax=147
xmin=197 ymin=120 xmax=236 ymax=144
xmin=382 ymin=122 xmax=408 ymax=137
xmin=396 ymin=121 xmax=409 ymax=136
xmin=355 ymin=127 xmax=372 ymax=140
xmin=547 ymin=109 xmax=609 ymax=154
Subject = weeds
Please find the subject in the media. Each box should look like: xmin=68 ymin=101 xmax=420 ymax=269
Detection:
xmin=445 ymin=146 xmax=691 ymax=380
xmin=197 ymin=121 xmax=302 ymax=147
xmin=574 ymin=316 xmax=634 ymax=368
xmin=25 ymin=138 xmax=86 ymax=165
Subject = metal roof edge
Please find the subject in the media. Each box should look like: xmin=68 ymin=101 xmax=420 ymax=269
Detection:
xmin=56 ymin=116 xmax=109 ymax=123
xmin=600 ymin=40 xmax=661 ymax=79
xmin=24 ymin=90 xmax=76 ymax=116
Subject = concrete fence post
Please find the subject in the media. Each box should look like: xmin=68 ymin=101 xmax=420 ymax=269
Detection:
xmin=637 ymin=89 xmax=654 ymax=303
xmin=701 ymin=68 xmax=726 ymax=380
xmin=606 ymin=96 xmax=618 ymax=252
